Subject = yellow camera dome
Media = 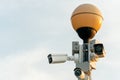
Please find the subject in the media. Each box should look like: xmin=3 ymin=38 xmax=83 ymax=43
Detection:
xmin=71 ymin=4 xmax=103 ymax=31
xmin=71 ymin=4 xmax=103 ymax=42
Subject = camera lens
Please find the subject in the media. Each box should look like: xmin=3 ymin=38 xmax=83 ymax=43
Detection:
xmin=74 ymin=68 xmax=81 ymax=76
xmin=48 ymin=54 xmax=52 ymax=63
xmin=94 ymin=44 xmax=103 ymax=55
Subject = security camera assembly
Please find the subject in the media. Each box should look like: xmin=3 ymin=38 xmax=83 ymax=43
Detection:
xmin=47 ymin=3 xmax=106 ymax=80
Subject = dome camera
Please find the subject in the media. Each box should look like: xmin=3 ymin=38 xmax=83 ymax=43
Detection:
xmin=74 ymin=68 xmax=85 ymax=79
xmin=71 ymin=4 xmax=103 ymax=43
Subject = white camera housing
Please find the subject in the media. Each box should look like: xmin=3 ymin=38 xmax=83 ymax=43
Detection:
xmin=48 ymin=54 xmax=68 ymax=64
xmin=90 ymin=39 xmax=106 ymax=58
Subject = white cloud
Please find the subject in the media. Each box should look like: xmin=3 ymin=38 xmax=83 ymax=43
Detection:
xmin=0 ymin=48 xmax=52 ymax=80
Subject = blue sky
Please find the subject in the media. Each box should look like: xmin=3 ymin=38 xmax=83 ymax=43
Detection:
xmin=0 ymin=0 xmax=120 ymax=80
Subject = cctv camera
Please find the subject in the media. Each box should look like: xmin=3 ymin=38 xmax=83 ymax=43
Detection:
xmin=94 ymin=44 xmax=105 ymax=58
xmin=74 ymin=68 xmax=85 ymax=79
xmin=47 ymin=54 xmax=68 ymax=64
xmin=90 ymin=39 xmax=106 ymax=58
xmin=71 ymin=4 xmax=103 ymax=42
